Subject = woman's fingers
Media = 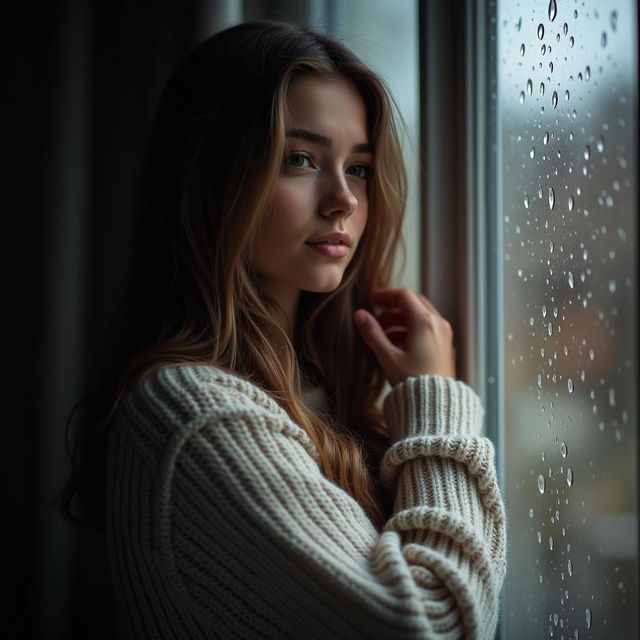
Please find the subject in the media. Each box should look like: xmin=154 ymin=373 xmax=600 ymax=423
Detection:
xmin=359 ymin=287 xmax=456 ymax=385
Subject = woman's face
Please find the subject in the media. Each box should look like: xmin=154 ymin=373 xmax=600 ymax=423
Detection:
xmin=250 ymin=74 xmax=372 ymax=310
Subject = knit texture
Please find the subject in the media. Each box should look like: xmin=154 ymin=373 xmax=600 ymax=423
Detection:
xmin=106 ymin=364 xmax=506 ymax=639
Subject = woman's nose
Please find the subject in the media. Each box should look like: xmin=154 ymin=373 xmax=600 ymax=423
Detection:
xmin=318 ymin=173 xmax=357 ymax=218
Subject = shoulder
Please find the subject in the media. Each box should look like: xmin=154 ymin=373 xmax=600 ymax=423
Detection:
xmin=113 ymin=363 xmax=297 ymax=454
xmin=129 ymin=363 xmax=288 ymax=418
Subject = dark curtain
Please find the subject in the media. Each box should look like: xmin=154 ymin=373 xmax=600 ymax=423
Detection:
xmin=1 ymin=2 xmax=237 ymax=638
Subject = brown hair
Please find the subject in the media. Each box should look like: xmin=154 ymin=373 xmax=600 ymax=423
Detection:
xmin=60 ymin=21 xmax=406 ymax=530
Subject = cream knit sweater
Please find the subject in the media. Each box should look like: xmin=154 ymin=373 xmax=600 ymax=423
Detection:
xmin=106 ymin=364 xmax=506 ymax=639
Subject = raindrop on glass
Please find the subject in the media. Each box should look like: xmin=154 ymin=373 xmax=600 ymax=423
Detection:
xmin=540 ymin=82 xmax=545 ymax=96
xmin=530 ymin=147 xmax=535 ymax=159
xmin=529 ymin=508 xmax=534 ymax=518
xmin=567 ymin=271 xmax=574 ymax=289
xmin=548 ymin=0 xmax=557 ymax=21
xmin=542 ymin=305 xmax=547 ymax=318
xmin=538 ymin=23 xmax=545 ymax=40
xmin=527 ymin=78 xmax=533 ymax=95
xmin=611 ymin=11 xmax=618 ymax=31
xmin=567 ymin=467 xmax=573 ymax=486
xmin=549 ymin=240 xmax=555 ymax=253
xmin=568 ymin=559 xmax=573 ymax=576
xmin=524 ymin=194 xmax=530 ymax=208
xmin=548 ymin=186 xmax=555 ymax=209
xmin=519 ymin=91 xmax=525 ymax=104
xmin=565 ymin=89 xmax=570 ymax=100
xmin=538 ymin=474 xmax=546 ymax=494
xmin=549 ymin=61 xmax=554 ymax=73
xmin=552 ymin=91 xmax=558 ymax=108
xmin=601 ymin=31 xmax=607 ymax=47
xmin=543 ymin=131 xmax=549 ymax=144
xmin=589 ymin=349 xmax=595 ymax=361
xmin=563 ymin=23 xmax=568 ymax=36
xmin=561 ymin=442 xmax=568 ymax=458
xmin=520 ymin=43 xmax=525 ymax=56
xmin=584 ymin=145 xmax=591 ymax=160
xmin=585 ymin=65 xmax=591 ymax=80
xmin=609 ymin=279 xmax=616 ymax=293
xmin=609 ymin=388 xmax=616 ymax=407
xmin=586 ymin=608 xmax=592 ymax=629
xmin=568 ymin=195 xmax=574 ymax=211
xmin=567 ymin=378 xmax=574 ymax=393
xmin=549 ymin=535 xmax=554 ymax=550
xmin=596 ymin=136 xmax=605 ymax=152
xmin=569 ymin=36 xmax=575 ymax=47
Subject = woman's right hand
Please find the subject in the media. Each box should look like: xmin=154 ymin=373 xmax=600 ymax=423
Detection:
xmin=353 ymin=287 xmax=456 ymax=387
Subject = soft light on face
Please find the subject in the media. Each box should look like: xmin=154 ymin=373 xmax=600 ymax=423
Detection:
xmin=250 ymin=74 xmax=372 ymax=313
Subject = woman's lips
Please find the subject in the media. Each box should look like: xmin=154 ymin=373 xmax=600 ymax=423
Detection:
xmin=305 ymin=242 xmax=349 ymax=258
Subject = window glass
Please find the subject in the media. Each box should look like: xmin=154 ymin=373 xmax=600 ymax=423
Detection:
xmin=498 ymin=1 xmax=638 ymax=637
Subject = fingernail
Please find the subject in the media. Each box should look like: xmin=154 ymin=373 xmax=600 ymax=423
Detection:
xmin=354 ymin=311 xmax=367 ymax=326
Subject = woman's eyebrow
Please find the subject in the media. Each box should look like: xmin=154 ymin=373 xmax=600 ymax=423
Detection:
xmin=286 ymin=128 xmax=373 ymax=153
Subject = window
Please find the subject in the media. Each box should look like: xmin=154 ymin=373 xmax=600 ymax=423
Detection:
xmin=494 ymin=1 xmax=638 ymax=637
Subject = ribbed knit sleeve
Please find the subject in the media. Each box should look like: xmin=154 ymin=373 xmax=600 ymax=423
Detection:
xmin=106 ymin=365 xmax=506 ymax=640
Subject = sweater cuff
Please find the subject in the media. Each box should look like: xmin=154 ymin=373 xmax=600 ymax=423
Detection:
xmin=382 ymin=375 xmax=484 ymax=443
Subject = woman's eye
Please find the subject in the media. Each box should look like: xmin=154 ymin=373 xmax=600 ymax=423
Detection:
xmin=346 ymin=164 xmax=373 ymax=179
xmin=284 ymin=152 xmax=313 ymax=170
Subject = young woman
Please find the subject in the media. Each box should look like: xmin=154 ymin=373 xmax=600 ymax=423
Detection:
xmin=62 ymin=21 xmax=506 ymax=639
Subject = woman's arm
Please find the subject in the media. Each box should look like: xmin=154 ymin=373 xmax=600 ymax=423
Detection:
xmin=144 ymin=369 xmax=505 ymax=639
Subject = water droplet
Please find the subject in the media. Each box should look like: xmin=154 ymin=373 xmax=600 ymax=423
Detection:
xmin=540 ymin=82 xmax=545 ymax=96
xmin=549 ymin=535 xmax=554 ymax=550
xmin=549 ymin=240 xmax=555 ymax=253
xmin=568 ymin=195 xmax=574 ymax=211
xmin=596 ymin=136 xmax=605 ymax=152
xmin=601 ymin=31 xmax=607 ymax=47
xmin=548 ymin=0 xmax=557 ymax=22
xmin=586 ymin=608 xmax=592 ymax=629
xmin=529 ymin=508 xmax=534 ymax=518
xmin=589 ymin=349 xmax=595 ymax=361
xmin=524 ymin=193 xmax=530 ymax=208
xmin=538 ymin=23 xmax=545 ymax=40
xmin=565 ymin=89 xmax=570 ymax=100
xmin=520 ymin=43 xmax=525 ymax=56
xmin=567 ymin=271 xmax=574 ymax=288
xmin=530 ymin=147 xmax=535 ymax=159
xmin=548 ymin=322 xmax=553 ymax=336
xmin=549 ymin=61 xmax=554 ymax=73
xmin=561 ymin=442 xmax=568 ymax=458
xmin=611 ymin=11 xmax=618 ymax=31
xmin=537 ymin=530 xmax=542 ymax=543
xmin=609 ymin=279 xmax=616 ymax=293
xmin=609 ymin=388 xmax=616 ymax=406
xmin=548 ymin=186 xmax=555 ymax=210
xmin=543 ymin=131 xmax=549 ymax=145
xmin=527 ymin=78 xmax=533 ymax=95
xmin=519 ymin=91 xmax=525 ymax=104
xmin=585 ymin=66 xmax=591 ymax=80
xmin=569 ymin=36 xmax=575 ymax=47
xmin=552 ymin=91 xmax=558 ymax=108
xmin=567 ymin=378 xmax=574 ymax=393
xmin=567 ymin=467 xmax=573 ymax=486
xmin=563 ymin=23 xmax=568 ymax=36
xmin=541 ymin=43 xmax=547 ymax=55
xmin=568 ymin=558 xmax=573 ymax=576
xmin=538 ymin=474 xmax=546 ymax=494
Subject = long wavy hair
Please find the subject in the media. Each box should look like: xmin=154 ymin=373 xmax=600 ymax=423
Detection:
xmin=60 ymin=21 xmax=406 ymax=531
